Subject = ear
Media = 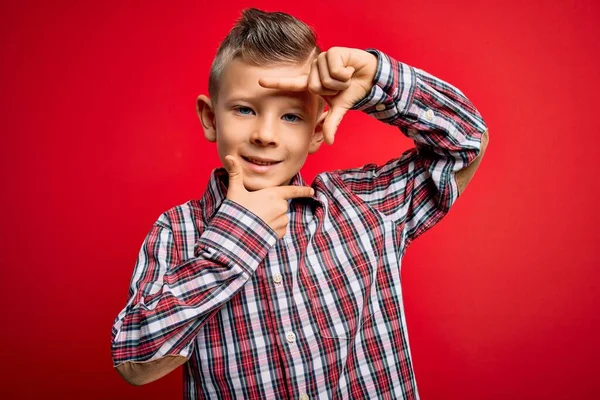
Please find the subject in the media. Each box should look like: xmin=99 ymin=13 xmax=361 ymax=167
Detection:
xmin=308 ymin=110 xmax=328 ymax=154
xmin=196 ymin=94 xmax=217 ymax=142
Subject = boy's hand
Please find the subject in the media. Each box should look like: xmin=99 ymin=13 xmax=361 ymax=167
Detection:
xmin=224 ymin=155 xmax=315 ymax=239
xmin=259 ymin=47 xmax=378 ymax=145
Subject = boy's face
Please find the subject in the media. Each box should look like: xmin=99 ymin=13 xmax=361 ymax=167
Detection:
xmin=197 ymin=57 xmax=327 ymax=192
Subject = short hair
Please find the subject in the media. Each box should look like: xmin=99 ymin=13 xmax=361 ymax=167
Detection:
xmin=209 ymin=8 xmax=324 ymax=111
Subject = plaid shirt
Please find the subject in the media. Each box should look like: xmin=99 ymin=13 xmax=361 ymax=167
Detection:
xmin=111 ymin=49 xmax=487 ymax=399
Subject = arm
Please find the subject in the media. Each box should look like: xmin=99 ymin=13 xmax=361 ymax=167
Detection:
xmin=111 ymin=199 xmax=278 ymax=385
xmin=343 ymin=49 xmax=488 ymax=244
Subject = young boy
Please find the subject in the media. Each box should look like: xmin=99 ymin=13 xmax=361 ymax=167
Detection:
xmin=111 ymin=8 xmax=488 ymax=399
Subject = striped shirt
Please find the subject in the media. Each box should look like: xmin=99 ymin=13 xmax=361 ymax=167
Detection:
xmin=111 ymin=49 xmax=487 ymax=399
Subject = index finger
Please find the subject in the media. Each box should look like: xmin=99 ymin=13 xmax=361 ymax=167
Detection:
xmin=272 ymin=185 xmax=315 ymax=200
xmin=258 ymin=75 xmax=309 ymax=92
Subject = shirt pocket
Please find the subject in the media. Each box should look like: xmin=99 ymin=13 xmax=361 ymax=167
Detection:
xmin=303 ymin=257 xmax=380 ymax=340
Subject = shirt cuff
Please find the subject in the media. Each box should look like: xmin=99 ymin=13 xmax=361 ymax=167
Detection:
xmin=350 ymin=48 xmax=417 ymax=118
xmin=194 ymin=199 xmax=278 ymax=274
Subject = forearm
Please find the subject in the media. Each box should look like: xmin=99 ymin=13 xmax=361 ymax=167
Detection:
xmin=354 ymin=48 xmax=487 ymax=143
xmin=352 ymin=49 xmax=488 ymax=197
xmin=111 ymin=199 xmax=278 ymax=384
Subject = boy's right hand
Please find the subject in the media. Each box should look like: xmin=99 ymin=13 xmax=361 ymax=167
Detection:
xmin=224 ymin=155 xmax=315 ymax=239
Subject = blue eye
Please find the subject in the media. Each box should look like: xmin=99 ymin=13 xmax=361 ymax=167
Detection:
xmin=283 ymin=114 xmax=302 ymax=123
xmin=235 ymin=106 xmax=254 ymax=115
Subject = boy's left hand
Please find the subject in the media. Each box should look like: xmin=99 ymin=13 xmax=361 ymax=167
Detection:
xmin=259 ymin=47 xmax=378 ymax=145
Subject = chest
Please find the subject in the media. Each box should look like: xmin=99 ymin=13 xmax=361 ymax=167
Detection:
xmin=282 ymin=198 xmax=386 ymax=289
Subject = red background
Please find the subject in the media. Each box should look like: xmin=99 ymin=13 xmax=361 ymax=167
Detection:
xmin=1 ymin=0 xmax=599 ymax=398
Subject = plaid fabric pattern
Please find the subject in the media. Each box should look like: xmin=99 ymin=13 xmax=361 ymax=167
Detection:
xmin=111 ymin=49 xmax=487 ymax=399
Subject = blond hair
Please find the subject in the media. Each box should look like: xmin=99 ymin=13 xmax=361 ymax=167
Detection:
xmin=209 ymin=8 xmax=321 ymax=105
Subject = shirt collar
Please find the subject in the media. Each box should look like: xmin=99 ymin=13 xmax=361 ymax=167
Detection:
xmin=200 ymin=167 xmax=323 ymax=223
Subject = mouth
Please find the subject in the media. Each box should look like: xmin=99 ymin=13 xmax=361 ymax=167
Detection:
xmin=242 ymin=156 xmax=282 ymax=166
xmin=241 ymin=155 xmax=282 ymax=173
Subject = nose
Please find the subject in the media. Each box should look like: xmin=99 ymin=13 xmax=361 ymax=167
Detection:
xmin=250 ymin=115 xmax=279 ymax=147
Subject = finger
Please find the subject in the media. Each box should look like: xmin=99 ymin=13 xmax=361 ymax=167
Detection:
xmin=273 ymin=214 xmax=290 ymax=228
xmin=274 ymin=215 xmax=290 ymax=237
xmin=308 ymin=59 xmax=338 ymax=97
xmin=323 ymin=106 xmax=349 ymax=145
xmin=326 ymin=50 xmax=355 ymax=81
xmin=224 ymin=155 xmax=246 ymax=194
xmin=272 ymin=185 xmax=315 ymax=200
xmin=258 ymin=75 xmax=309 ymax=92
xmin=317 ymin=53 xmax=351 ymax=91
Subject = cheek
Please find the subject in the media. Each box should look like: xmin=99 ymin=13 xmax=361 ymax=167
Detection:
xmin=290 ymin=129 xmax=314 ymax=151
xmin=215 ymin=118 xmax=244 ymax=147
xmin=286 ymin=137 xmax=311 ymax=164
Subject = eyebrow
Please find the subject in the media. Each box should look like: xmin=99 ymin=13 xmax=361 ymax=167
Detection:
xmin=225 ymin=95 xmax=311 ymax=112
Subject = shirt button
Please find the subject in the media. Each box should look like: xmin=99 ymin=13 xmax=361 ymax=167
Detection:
xmin=286 ymin=331 xmax=296 ymax=344
xmin=425 ymin=108 xmax=435 ymax=121
xmin=375 ymin=103 xmax=386 ymax=111
xmin=273 ymin=272 xmax=283 ymax=285
xmin=299 ymin=394 xmax=309 ymax=400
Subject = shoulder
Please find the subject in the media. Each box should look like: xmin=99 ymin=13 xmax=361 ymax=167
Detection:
xmin=313 ymin=164 xmax=382 ymax=200
xmin=152 ymin=199 xmax=204 ymax=231
xmin=321 ymin=149 xmax=417 ymax=193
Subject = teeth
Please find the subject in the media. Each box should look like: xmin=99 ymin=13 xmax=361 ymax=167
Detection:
xmin=247 ymin=158 xmax=277 ymax=166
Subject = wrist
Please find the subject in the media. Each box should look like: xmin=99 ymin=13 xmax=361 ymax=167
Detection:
xmin=363 ymin=50 xmax=378 ymax=87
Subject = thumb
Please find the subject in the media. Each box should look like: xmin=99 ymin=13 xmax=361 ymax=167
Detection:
xmin=224 ymin=155 xmax=245 ymax=194
xmin=323 ymin=106 xmax=348 ymax=145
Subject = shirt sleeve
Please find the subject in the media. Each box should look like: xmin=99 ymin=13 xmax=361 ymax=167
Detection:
xmin=340 ymin=48 xmax=488 ymax=246
xmin=110 ymin=199 xmax=278 ymax=385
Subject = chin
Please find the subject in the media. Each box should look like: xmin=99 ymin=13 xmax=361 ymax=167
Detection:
xmin=244 ymin=176 xmax=287 ymax=192
xmin=243 ymin=179 xmax=273 ymax=192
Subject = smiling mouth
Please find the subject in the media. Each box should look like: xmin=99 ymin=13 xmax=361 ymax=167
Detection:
xmin=242 ymin=156 xmax=282 ymax=166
